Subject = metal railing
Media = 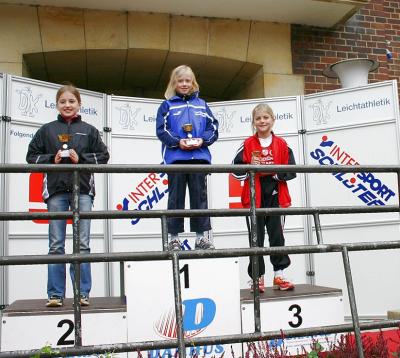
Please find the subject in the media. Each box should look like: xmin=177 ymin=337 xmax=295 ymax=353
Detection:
xmin=0 ymin=163 xmax=400 ymax=358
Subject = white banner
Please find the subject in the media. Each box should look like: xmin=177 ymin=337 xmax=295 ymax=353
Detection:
xmin=304 ymin=81 xmax=397 ymax=131
xmin=209 ymin=96 xmax=301 ymax=139
xmin=110 ymin=96 xmax=161 ymax=137
xmin=109 ymin=96 xmax=164 ymax=236
xmin=10 ymin=76 xmax=105 ymax=129
xmin=303 ymin=81 xmax=400 ymax=226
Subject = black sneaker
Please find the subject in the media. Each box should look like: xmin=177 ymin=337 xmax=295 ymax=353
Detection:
xmin=46 ymin=296 xmax=63 ymax=307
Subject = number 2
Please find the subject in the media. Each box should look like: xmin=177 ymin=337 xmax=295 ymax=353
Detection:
xmin=57 ymin=319 xmax=74 ymax=346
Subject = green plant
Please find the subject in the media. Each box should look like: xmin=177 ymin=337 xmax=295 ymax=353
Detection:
xmin=29 ymin=344 xmax=60 ymax=358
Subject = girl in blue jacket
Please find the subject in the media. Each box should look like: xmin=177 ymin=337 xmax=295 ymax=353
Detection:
xmin=156 ymin=65 xmax=219 ymax=250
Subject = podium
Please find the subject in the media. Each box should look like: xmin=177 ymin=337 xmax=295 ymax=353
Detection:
xmin=1 ymin=297 xmax=127 ymax=357
xmin=125 ymin=258 xmax=243 ymax=358
xmin=1 ymin=259 xmax=344 ymax=357
xmin=241 ymin=284 xmax=344 ymax=354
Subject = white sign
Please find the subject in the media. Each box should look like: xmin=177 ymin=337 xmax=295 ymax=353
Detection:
xmin=125 ymin=258 xmax=242 ymax=358
xmin=110 ymin=96 xmax=161 ymax=137
xmin=304 ymin=81 xmax=397 ymax=131
xmin=209 ymin=96 xmax=300 ymax=139
xmin=10 ymin=76 xmax=105 ymax=130
xmin=1 ymin=311 xmax=127 ymax=356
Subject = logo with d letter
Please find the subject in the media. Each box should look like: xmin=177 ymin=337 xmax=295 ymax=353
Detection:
xmin=154 ymin=298 xmax=216 ymax=338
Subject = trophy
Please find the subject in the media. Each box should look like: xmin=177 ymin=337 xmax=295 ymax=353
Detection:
xmin=251 ymin=150 xmax=261 ymax=164
xmin=58 ymin=134 xmax=72 ymax=157
xmin=182 ymin=123 xmax=201 ymax=146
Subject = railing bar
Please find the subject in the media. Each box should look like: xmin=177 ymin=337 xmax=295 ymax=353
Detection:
xmin=1 ymin=163 xmax=400 ymax=174
xmin=313 ymin=213 xmax=323 ymax=244
xmin=249 ymin=171 xmax=261 ymax=332
xmin=341 ymin=246 xmax=364 ymax=358
xmin=3 ymin=240 xmax=400 ymax=265
xmin=171 ymin=253 xmax=186 ymax=358
xmin=72 ymin=170 xmax=82 ymax=347
xmin=0 ymin=204 xmax=398 ymax=221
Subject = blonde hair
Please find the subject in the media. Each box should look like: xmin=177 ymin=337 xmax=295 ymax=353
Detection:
xmin=252 ymin=103 xmax=275 ymax=122
xmin=252 ymin=103 xmax=275 ymax=134
xmin=56 ymin=83 xmax=81 ymax=105
xmin=164 ymin=65 xmax=200 ymax=99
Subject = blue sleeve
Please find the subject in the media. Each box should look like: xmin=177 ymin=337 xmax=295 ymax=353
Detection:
xmin=156 ymin=101 xmax=180 ymax=148
xmin=201 ymin=102 xmax=219 ymax=146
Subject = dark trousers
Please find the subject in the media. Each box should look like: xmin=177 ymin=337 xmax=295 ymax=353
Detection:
xmin=246 ymin=177 xmax=291 ymax=279
xmin=167 ymin=161 xmax=211 ymax=234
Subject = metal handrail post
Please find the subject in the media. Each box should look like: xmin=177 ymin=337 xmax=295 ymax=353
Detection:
xmin=312 ymin=213 xmax=323 ymax=244
xmin=341 ymin=246 xmax=364 ymax=358
xmin=72 ymin=170 xmax=82 ymax=346
xmin=161 ymin=215 xmax=168 ymax=251
xmin=397 ymin=170 xmax=400 ymax=210
xmin=119 ymin=262 xmax=125 ymax=299
xmin=249 ymin=171 xmax=261 ymax=332
xmin=172 ymin=253 xmax=185 ymax=358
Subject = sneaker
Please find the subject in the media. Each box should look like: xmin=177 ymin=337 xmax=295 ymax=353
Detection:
xmin=249 ymin=276 xmax=265 ymax=293
xmin=80 ymin=295 xmax=90 ymax=306
xmin=168 ymin=239 xmax=182 ymax=251
xmin=273 ymin=276 xmax=295 ymax=291
xmin=46 ymin=296 xmax=63 ymax=307
xmin=195 ymin=237 xmax=215 ymax=250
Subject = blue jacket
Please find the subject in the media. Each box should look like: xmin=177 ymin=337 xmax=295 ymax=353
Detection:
xmin=156 ymin=92 xmax=219 ymax=164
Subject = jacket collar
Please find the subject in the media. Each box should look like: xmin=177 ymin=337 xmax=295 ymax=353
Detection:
xmin=169 ymin=91 xmax=199 ymax=102
xmin=57 ymin=114 xmax=82 ymax=123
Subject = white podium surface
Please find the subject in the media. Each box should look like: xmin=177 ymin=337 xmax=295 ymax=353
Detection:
xmin=1 ymin=297 xmax=127 ymax=357
xmin=241 ymin=284 xmax=344 ymax=355
xmin=125 ymin=258 xmax=242 ymax=358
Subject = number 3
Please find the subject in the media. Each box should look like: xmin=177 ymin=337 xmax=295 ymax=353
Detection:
xmin=288 ymin=304 xmax=303 ymax=328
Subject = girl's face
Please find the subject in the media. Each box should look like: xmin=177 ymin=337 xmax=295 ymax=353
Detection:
xmin=56 ymin=91 xmax=80 ymax=119
xmin=253 ymin=110 xmax=275 ymax=137
xmin=175 ymin=73 xmax=193 ymax=95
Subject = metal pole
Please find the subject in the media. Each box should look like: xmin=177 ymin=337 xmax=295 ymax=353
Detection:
xmin=249 ymin=172 xmax=261 ymax=332
xmin=119 ymin=262 xmax=125 ymax=299
xmin=72 ymin=170 xmax=82 ymax=346
xmin=397 ymin=170 xmax=400 ymax=210
xmin=312 ymin=213 xmax=323 ymax=244
xmin=161 ymin=215 xmax=168 ymax=251
xmin=341 ymin=246 xmax=364 ymax=358
xmin=172 ymin=253 xmax=186 ymax=357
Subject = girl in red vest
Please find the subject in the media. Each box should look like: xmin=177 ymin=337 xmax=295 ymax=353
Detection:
xmin=233 ymin=103 xmax=296 ymax=292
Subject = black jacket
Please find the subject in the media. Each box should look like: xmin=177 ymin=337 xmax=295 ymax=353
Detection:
xmin=26 ymin=115 xmax=109 ymax=201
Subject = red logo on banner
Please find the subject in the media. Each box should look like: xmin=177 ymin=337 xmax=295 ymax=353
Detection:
xmin=28 ymin=173 xmax=72 ymax=224
xmin=228 ymin=174 xmax=243 ymax=209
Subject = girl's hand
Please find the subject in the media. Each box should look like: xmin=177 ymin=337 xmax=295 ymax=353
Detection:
xmin=54 ymin=150 xmax=62 ymax=164
xmin=179 ymin=139 xmax=192 ymax=150
xmin=190 ymin=138 xmax=203 ymax=149
xmin=69 ymin=149 xmax=79 ymax=163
